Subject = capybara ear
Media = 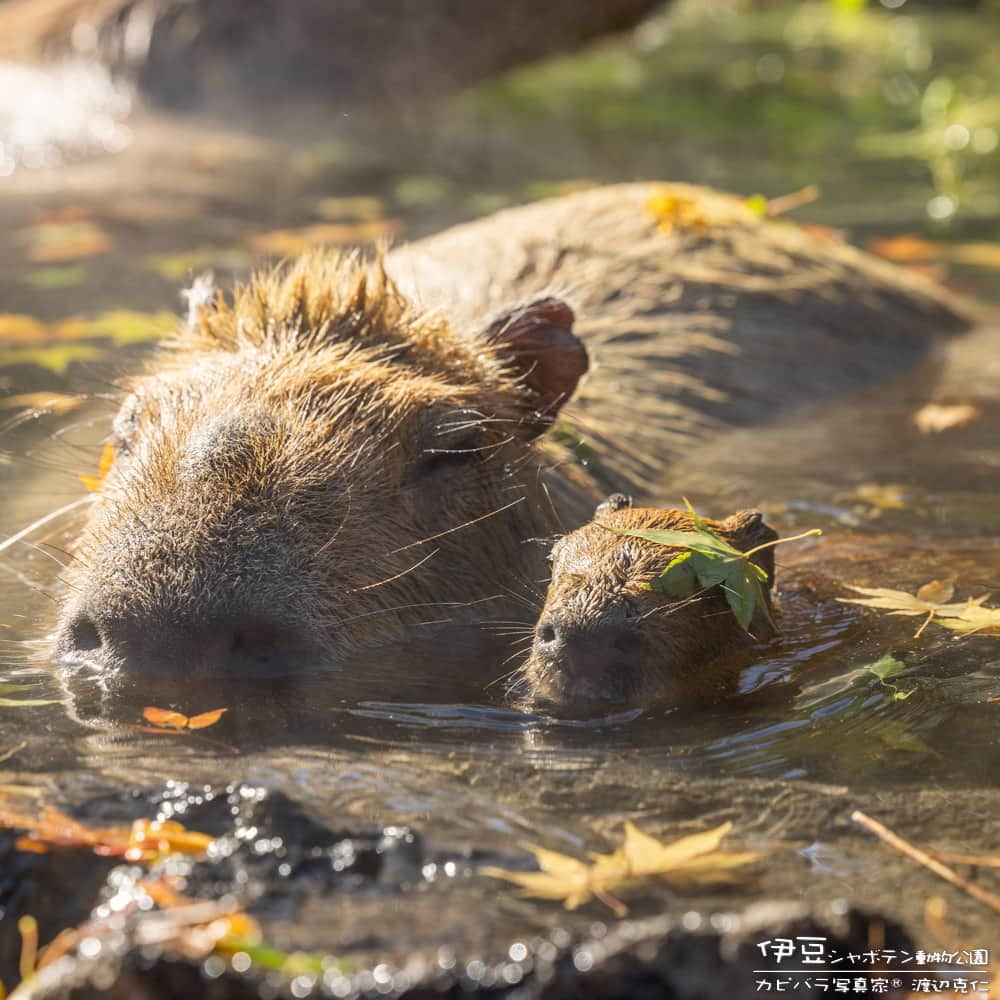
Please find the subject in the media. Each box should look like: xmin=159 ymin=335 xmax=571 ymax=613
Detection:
xmin=720 ymin=510 xmax=779 ymax=589
xmin=595 ymin=493 xmax=633 ymax=517
xmin=485 ymin=297 xmax=588 ymax=434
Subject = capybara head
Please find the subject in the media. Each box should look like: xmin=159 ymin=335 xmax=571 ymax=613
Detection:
xmin=55 ymin=255 xmax=589 ymax=680
xmin=517 ymin=496 xmax=778 ymax=710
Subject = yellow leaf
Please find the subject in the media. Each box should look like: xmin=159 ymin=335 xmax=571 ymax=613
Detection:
xmin=646 ymin=193 xmax=711 ymax=235
xmin=848 ymin=482 xmax=908 ymax=510
xmin=621 ymin=819 xmax=731 ymax=874
xmin=838 ymin=584 xmax=991 ymax=638
xmin=486 ymin=820 xmax=760 ymax=915
xmin=913 ymin=403 xmax=983 ymax=434
xmin=80 ymin=442 xmax=115 ymax=493
xmin=0 ymin=392 xmax=82 ymax=416
xmin=0 ymin=344 xmax=103 ymax=374
xmin=936 ymin=603 xmax=1000 ymax=638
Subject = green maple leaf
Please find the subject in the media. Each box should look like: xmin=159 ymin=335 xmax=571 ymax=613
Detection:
xmin=606 ymin=500 xmax=819 ymax=634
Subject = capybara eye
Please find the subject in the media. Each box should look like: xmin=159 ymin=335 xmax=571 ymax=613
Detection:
xmin=412 ymin=426 xmax=487 ymax=480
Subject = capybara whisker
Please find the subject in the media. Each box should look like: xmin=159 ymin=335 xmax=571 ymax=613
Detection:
xmin=0 ymin=496 xmax=96 ymax=558
xmin=352 ymin=548 xmax=440 ymax=593
xmin=389 ymin=497 xmax=526 ymax=554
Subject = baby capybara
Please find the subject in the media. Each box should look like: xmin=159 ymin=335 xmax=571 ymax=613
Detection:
xmin=517 ymin=495 xmax=777 ymax=709
xmin=52 ymin=184 xmax=965 ymax=686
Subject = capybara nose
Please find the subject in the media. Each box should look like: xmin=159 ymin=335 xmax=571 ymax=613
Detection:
xmin=57 ymin=608 xmax=303 ymax=677
xmin=535 ymin=614 xmax=643 ymax=675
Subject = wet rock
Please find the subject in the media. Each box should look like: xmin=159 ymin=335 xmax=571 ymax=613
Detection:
xmin=3 ymin=782 xmax=917 ymax=1000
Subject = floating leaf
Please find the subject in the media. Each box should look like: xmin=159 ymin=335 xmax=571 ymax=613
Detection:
xmin=315 ymin=195 xmax=384 ymax=221
xmin=913 ymin=403 xmax=983 ymax=434
xmin=869 ymin=234 xmax=1000 ymax=272
xmin=0 ymin=392 xmax=83 ymax=416
xmin=837 ymin=582 xmax=989 ymax=638
xmin=186 ymin=708 xmax=228 ymax=730
xmin=485 ymin=820 xmax=761 ymax=915
xmin=247 ymin=220 xmax=400 ymax=256
xmin=145 ymin=248 xmax=250 ymax=281
xmin=20 ymin=222 xmax=112 ymax=263
xmin=847 ymin=482 xmax=908 ymax=511
xmin=865 ymin=653 xmax=915 ymax=701
xmin=80 ymin=442 xmax=115 ymax=493
xmin=936 ymin=604 xmax=1000 ymax=638
xmin=0 ymin=698 xmax=60 ymax=708
xmin=866 ymin=653 xmax=907 ymax=682
xmin=143 ymin=706 xmax=228 ymax=730
xmin=79 ymin=310 xmax=177 ymax=346
xmin=0 ymin=792 xmax=213 ymax=862
xmin=0 ymin=344 xmax=103 ymax=374
xmin=0 ymin=314 xmax=48 ymax=345
xmin=19 ymin=266 xmax=86 ymax=289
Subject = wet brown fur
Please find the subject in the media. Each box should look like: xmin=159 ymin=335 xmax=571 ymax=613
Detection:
xmin=517 ymin=506 xmax=777 ymax=709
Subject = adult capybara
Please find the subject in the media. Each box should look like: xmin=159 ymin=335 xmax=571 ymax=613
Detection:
xmin=516 ymin=495 xmax=778 ymax=710
xmin=0 ymin=0 xmax=666 ymax=109
xmin=53 ymin=183 xmax=967 ymax=682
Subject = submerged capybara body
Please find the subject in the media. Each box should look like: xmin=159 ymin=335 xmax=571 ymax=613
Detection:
xmin=517 ymin=497 xmax=778 ymax=710
xmin=54 ymin=183 xmax=968 ymax=685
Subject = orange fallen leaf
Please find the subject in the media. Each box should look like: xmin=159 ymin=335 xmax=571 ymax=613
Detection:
xmin=22 ymin=222 xmax=112 ymax=263
xmin=127 ymin=819 xmax=214 ymax=859
xmin=0 ymin=314 xmax=49 ymax=345
xmin=868 ymin=234 xmax=940 ymax=263
xmin=247 ymin=220 xmax=399 ymax=256
xmin=80 ymin=441 xmax=115 ymax=493
xmin=143 ymin=706 xmax=228 ymax=730
xmin=187 ymin=708 xmax=228 ymax=729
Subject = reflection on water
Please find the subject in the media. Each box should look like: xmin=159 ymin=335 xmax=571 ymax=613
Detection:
xmin=0 ymin=0 xmax=999 ymax=980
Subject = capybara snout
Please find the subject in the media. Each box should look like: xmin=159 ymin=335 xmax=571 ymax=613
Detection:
xmin=56 ymin=256 xmax=588 ymax=677
xmin=518 ymin=501 xmax=778 ymax=710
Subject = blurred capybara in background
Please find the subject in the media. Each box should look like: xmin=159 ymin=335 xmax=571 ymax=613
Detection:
xmin=0 ymin=0 xmax=667 ymax=109
xmin=53 ymin=183 xmax=967 ymax=686
xmin=516 ymin=495 xmax=778 ymax=711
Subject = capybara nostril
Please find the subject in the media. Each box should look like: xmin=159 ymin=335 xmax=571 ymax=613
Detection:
xmin=536 ymin=619 xmax=559 ymax=647
xmin=65 ymin=612 xmax=103 ymax=655
xmin=610 ymin=629 xmax=642 ymax=658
